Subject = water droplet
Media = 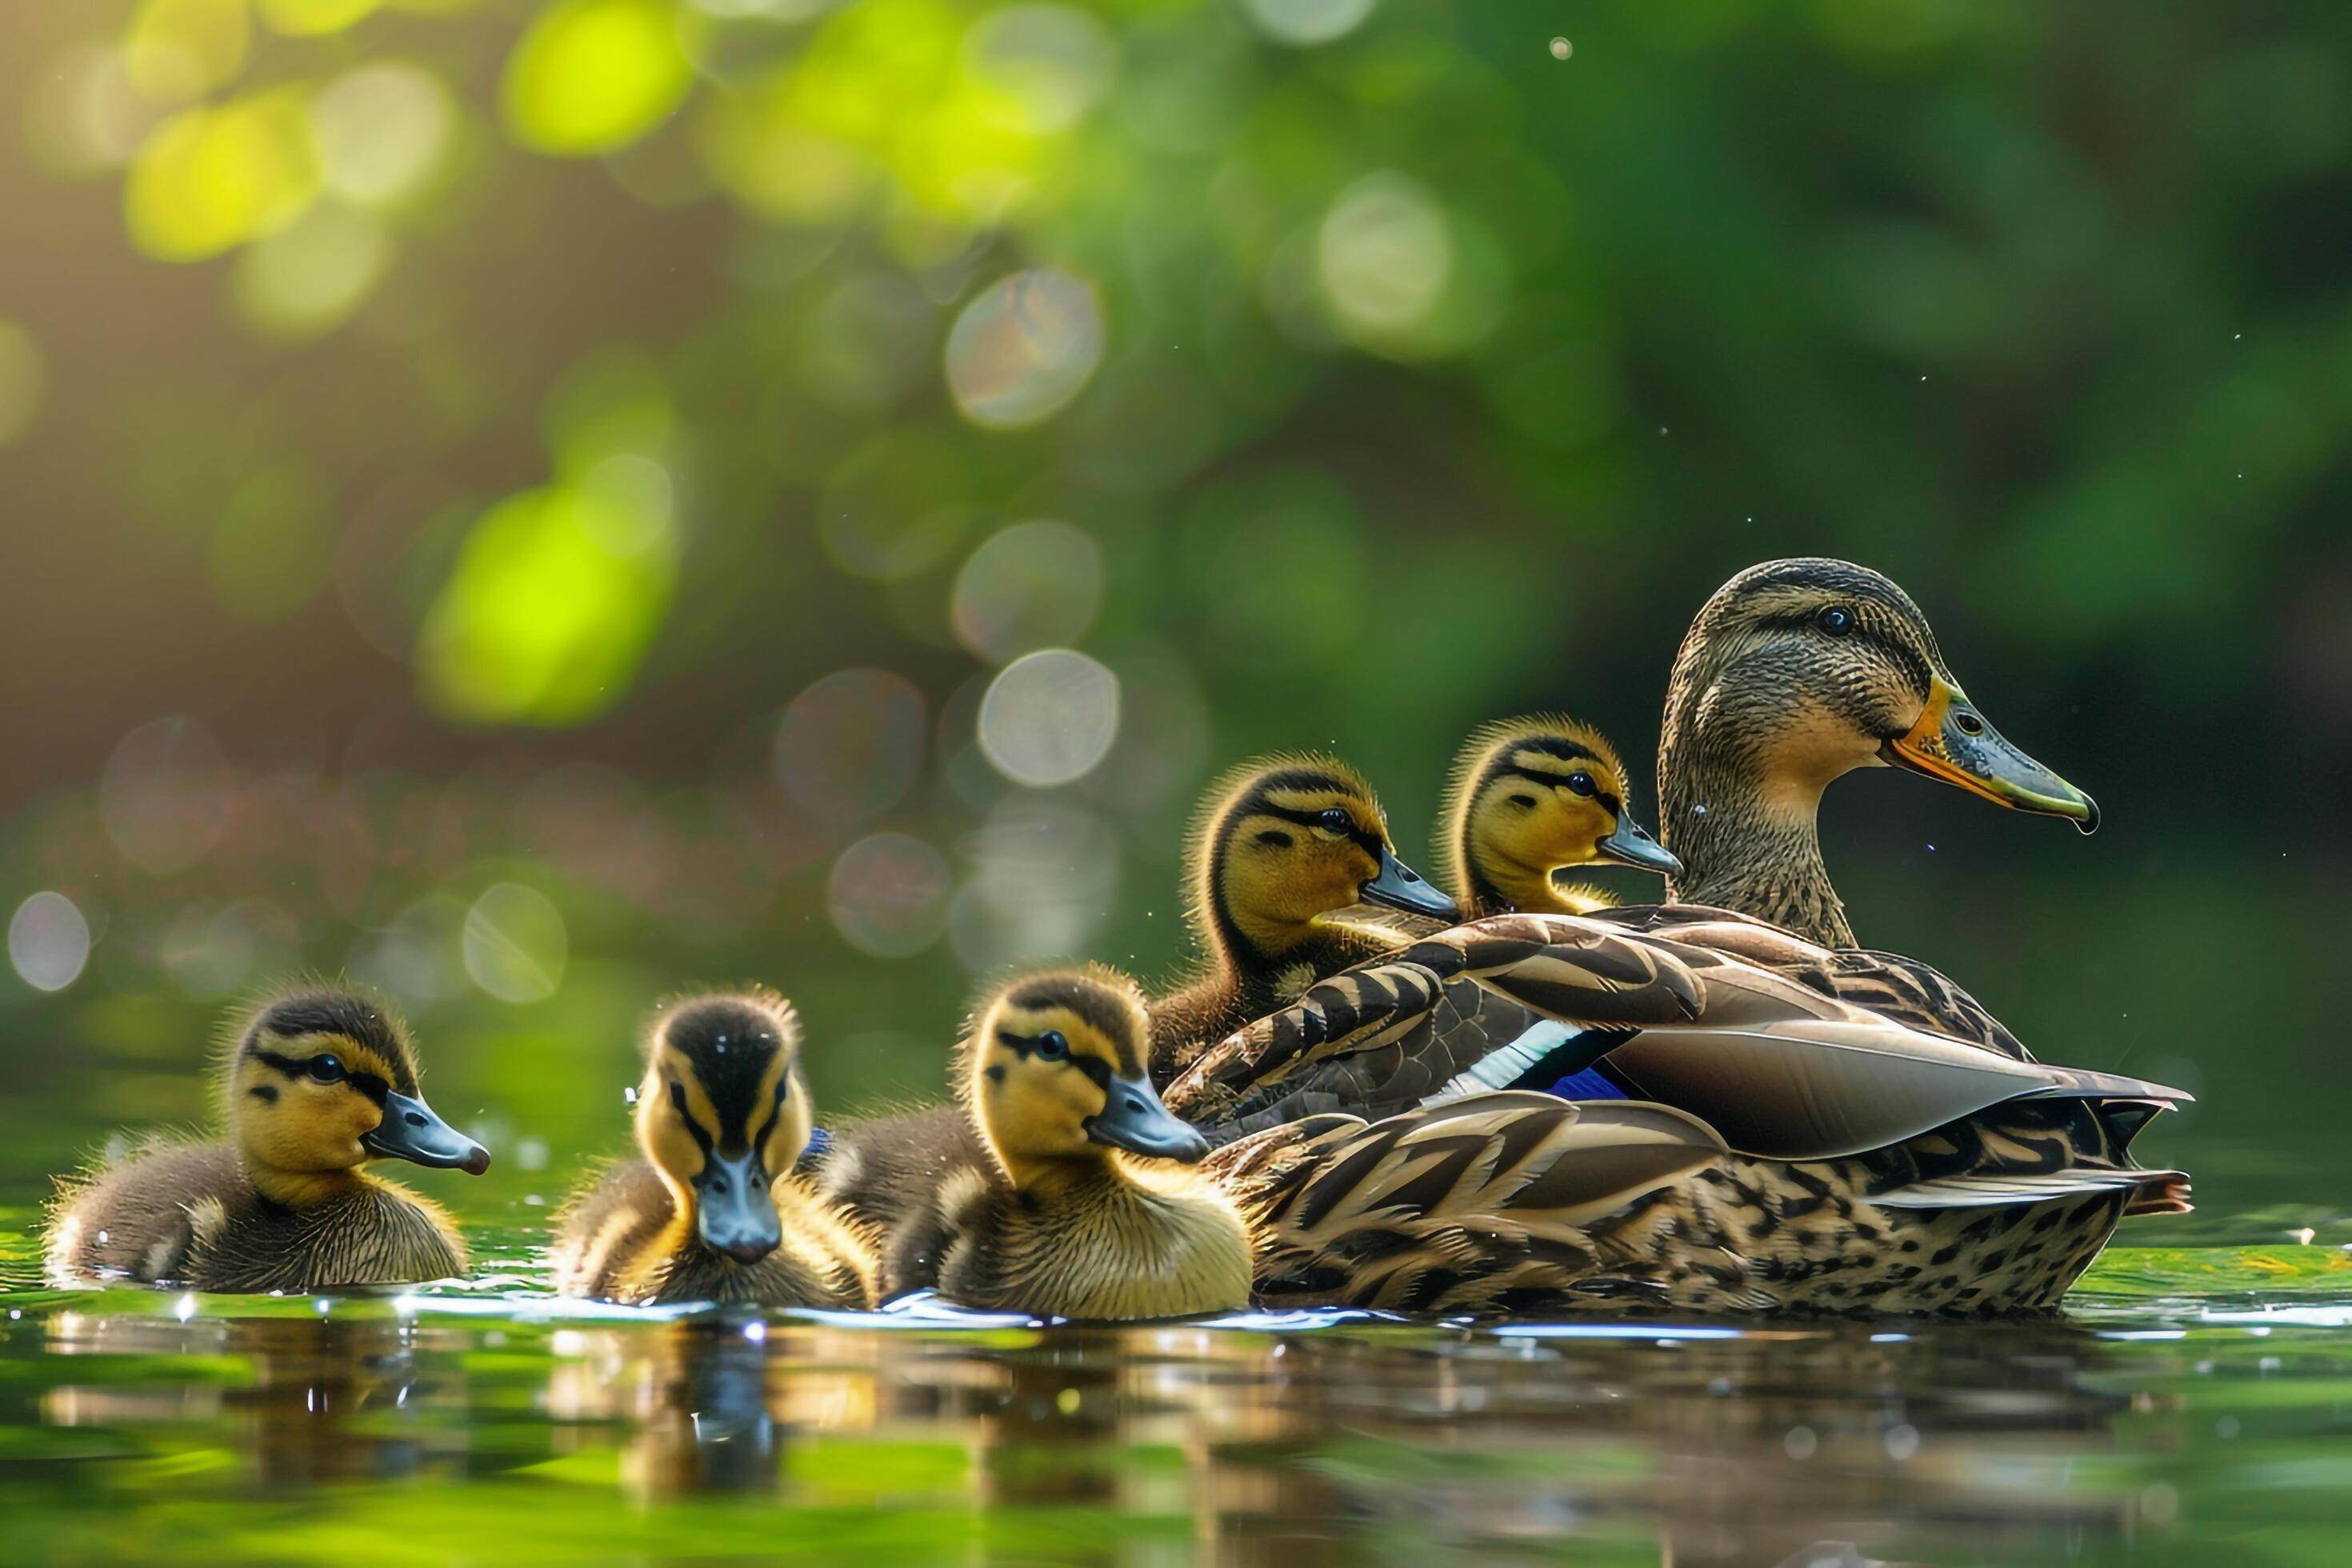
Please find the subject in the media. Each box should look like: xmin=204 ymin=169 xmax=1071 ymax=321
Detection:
xmin=1691 ymin=804 xmax=1708 ymax=818
xmin=1548 ymin=36 xmax=1572 ymax=59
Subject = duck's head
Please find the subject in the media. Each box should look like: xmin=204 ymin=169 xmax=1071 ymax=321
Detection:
xmin=226 ymin=986 xmax=490 ymax=1189
xmin=1186 ymin=754 xmax=1457 ymax=962
xmin=964 ymin=966 xmax=1207 ymax=1185
xmin=1664 ymin=558 xmax=2098 ymax=830
xmin=1440 ymin=716 xmax=1680 ymax=914
xmin=634 ymin=990 xmax=811 ymax=1266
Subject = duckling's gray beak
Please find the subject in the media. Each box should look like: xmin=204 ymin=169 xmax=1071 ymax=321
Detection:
xmin=1595 ymin=814 xmax=1682 ymax=876
xmin=1085 ymin=1075 xmax=1210 ymax=1163
xmin=1361 ymin=846 xmax=1461 ymax=919
xmin=363 ymin=1092 xmax=492 ymax=1176
xmin=1882 ymin=675 xmax=2099 ymax=835
xmin=694 ymin=1151 xmax=781 ymax=1266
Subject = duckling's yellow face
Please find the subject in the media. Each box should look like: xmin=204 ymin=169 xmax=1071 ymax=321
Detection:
xmin=968 ymin=973 xmax=1206 ymax=1182
xmin=1194 ymin=761 xmax=1455 ymax=956
xmin=226 ymin=990 xmax=488 ymax=1182
xmin=636 ymin=994 xmax=810 ymax=1264
xmin=1673 ymin=559 xmax=2096 ymax=826
xmin=1448 ymin=722 xmax=1679 ymax=914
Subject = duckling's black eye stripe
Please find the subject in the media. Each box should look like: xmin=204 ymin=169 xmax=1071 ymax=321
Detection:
xmin=998 ymin=1030 xmax=1116 ymax=1088
xmin=247 ymin=1049 xmax=389 ymax=1105
xmin=668 ymin=1079 xmax=714 ymax=1158
xmin=1258 ymin=804 xmax=1380 ymax=854
xmin=1490 ymin=763 xmax=1599 ymax=793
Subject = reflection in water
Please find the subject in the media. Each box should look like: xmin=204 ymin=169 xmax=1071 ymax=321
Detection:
xmin=45 ymin=1306 xmax=446 ymax=1490
xmin=2 ymin=1296 xmax=2318 ymax=1565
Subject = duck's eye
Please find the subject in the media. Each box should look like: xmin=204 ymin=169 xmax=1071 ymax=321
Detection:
xmin=1816 ymin=606 xmax=1854 ymax=636
xmin=306 ymin=1054 xmax=346 ymax=1084
xmin=1318 ymin=808 xmax=1352 ymax=835
xmin=1036 ymin=1030 xmax=1069 ymax=1061
xmin=1567 ymin=773 xmax=1597 ymax=798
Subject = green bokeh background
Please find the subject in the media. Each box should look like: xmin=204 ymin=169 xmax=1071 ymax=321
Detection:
xmin=0 ymin=0 xmax=2345 ymax=1226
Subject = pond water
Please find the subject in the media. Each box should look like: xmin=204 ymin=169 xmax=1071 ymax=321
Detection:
xmin=2 ymin=1210 xmax=2346 ymax=1567
xmin=0 ymin=862 xmax=2342 ymax=1566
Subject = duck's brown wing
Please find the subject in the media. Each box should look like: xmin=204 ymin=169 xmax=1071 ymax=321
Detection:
xmin=1594 ymin=903 xmax=2030 ymax=1061
xmin=1171 ymin=913 xmax=2190 ymax=1162
xmin=1232 ymin=1092 xmax=1726 ymax=1314
xmin=1166 ymin=917 xmax=1707 ymax=1135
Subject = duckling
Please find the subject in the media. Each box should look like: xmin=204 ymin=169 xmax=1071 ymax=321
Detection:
xmin=1148 ymin=754 xmax=1457 ymax=1082
xmin=881 ymin=967 xmax=1250 ymax=1319
xmin=809 ymin=754 xmax=1452 ymax=1233
xmin=45 ymin=986 xmax=490 ymax=1292
xmin=1435 ymin=714 xmax=1680 ymax=919
xmin=549 ymin=989 xmax=876 ymax=1308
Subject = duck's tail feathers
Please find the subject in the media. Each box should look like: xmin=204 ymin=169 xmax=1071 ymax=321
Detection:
xmin=1870 ymin=1167 xmax=2191 ymax=1213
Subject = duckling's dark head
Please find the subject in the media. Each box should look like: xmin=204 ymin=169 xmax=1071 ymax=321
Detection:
xmin=1442 ymin=716 xmax=1678 ymax=914
xmin=1186 ymin=754 xmax=1455 ymax=962
xmin=1662 ymin=558 xmax=2096 ymax=834
xmin=227 ymin=985 xmax=490 ymax=1183
xmin=635 ymin=990 xmax=809 ymax=1266
xmin=965 ymin=966 xmax=1206 ymax=1182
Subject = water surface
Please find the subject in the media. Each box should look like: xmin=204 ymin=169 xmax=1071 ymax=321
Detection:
xmin=2 ymin=1213 xmax=2346 ymax=1567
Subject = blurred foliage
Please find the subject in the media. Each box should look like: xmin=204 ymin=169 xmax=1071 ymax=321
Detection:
xmin=0 ymin=0 xmax=2348 ymax=1228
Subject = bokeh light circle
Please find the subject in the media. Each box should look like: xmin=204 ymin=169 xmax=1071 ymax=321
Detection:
xmin=951 ymin=520 xmax=1106 ymax=663
xmin=462 ymin=882 xmax=568 ymax=1003
xmin=948 ymin=794 xmax=1120 ymax=972
xmin=826 ymin=832 xmax=954 ymax=958
xmin=946 ymin=270 xmax=1105 ymax=430
xmin=99 ymin=716 xmax=234 ymax=875
xmin=1243 ymin=0 xmax=1376 ymax=47
xmin=309 ymin=61 xmax=455 ymax=208
xmin=162 ymin=898 xmax=298 ymax=996
xmin=1319 ymin=172 xmax=1452 ymax=335
xmin=773 ymin=669 xmax=927 ymax=822
xmin=9 ymin=892 xmax=92 ymax=992
xmin=976 ymin=649 xmax=1120 ymax=786
xmin=965 ymin=6 xmax=1118 ymax=133
xmin=233 ymin=205 xmax=391 ymax=338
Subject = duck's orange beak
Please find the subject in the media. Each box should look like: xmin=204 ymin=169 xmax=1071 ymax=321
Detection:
xmin=1882 ymin=675 xmax=2099 ymax=834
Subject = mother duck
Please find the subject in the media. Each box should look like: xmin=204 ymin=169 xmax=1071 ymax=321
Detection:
xmin=1171 ymin=559 xmax=2186 ymax=1314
